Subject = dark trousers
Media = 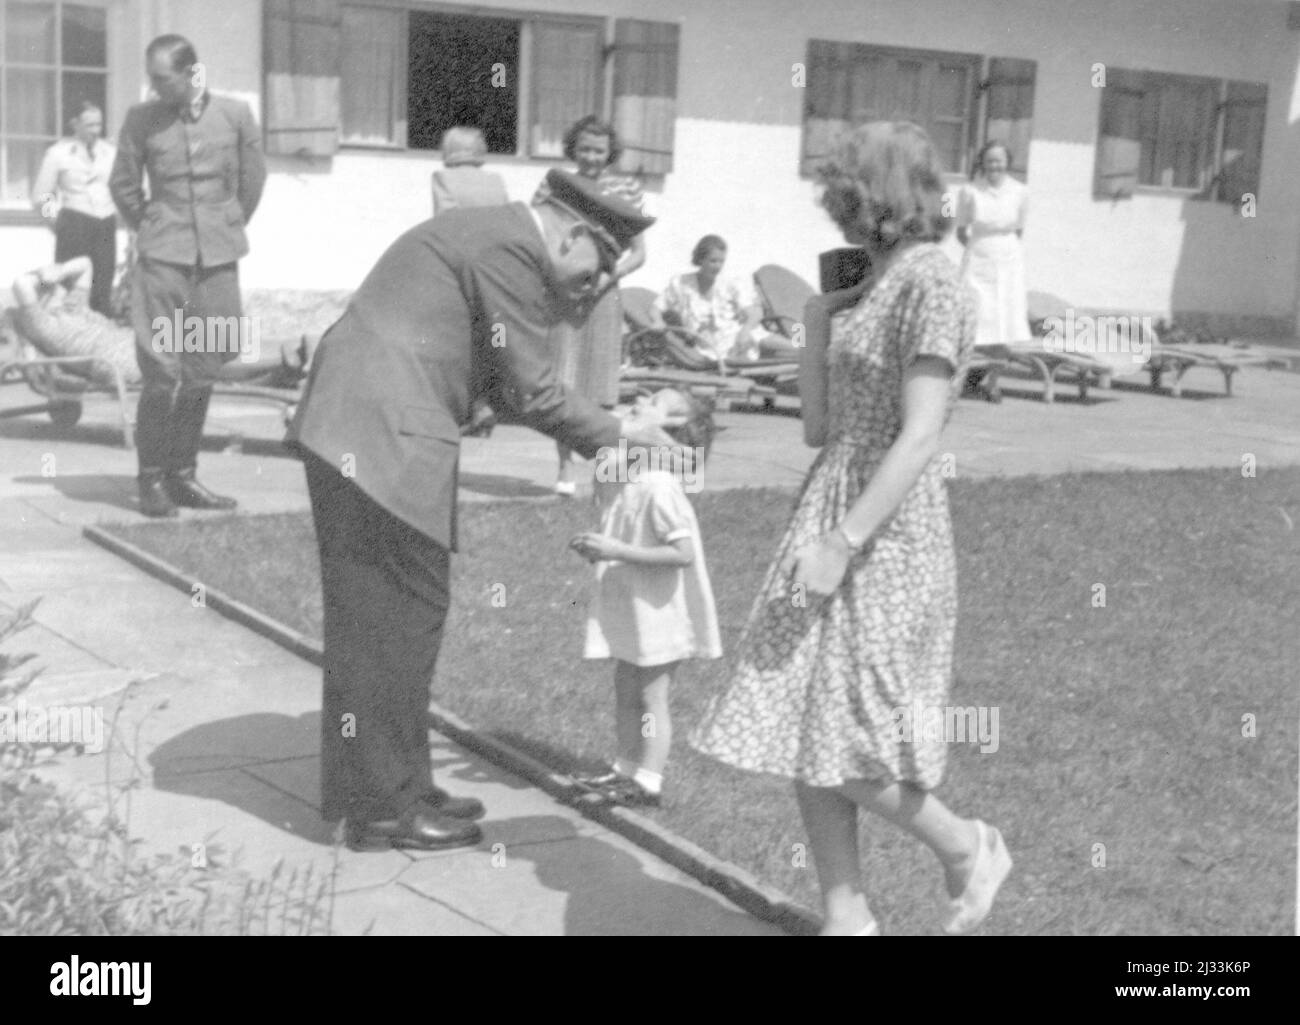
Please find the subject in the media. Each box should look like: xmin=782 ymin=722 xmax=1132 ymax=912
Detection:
xmin=131 ymin=258 xmax=241 ymax=475
xmin=55 ymin=210 xmax=116 ymax=316
xmin=303 ymin=452 xmax=452 ymax=822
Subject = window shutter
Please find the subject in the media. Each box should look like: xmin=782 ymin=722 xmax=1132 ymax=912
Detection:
xmin=1094 ymin=68 xmax=1144 ymax=199
xmin=802 ymin=41 xmax=858 ymax=175
xmin=984 ymin=57 xmax=1036 ymax=180
xmin=529 ymin=20 xmax=603 ymax=158
xmin=611 ymin=19 xmax=678 ymax=175
xmin=1217 ymin=80 xmax=1266 ymax=205
xmin=264 ymin=0 xmax=341 ymax=157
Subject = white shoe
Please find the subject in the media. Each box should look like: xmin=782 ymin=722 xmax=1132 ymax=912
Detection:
xmin=554 ymin=480 xmax=577 ymax=497
xmin=855 ymin=920 xmax=880 ymax=936
xmin=942 ymin=820 xmax=1012 ymax=935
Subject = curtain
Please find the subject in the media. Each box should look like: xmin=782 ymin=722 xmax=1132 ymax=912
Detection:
xmin=339 ymin=4 xmax=402 ymax=147
xmin=984 ymin=57 xmax=1036 ymax=180
xmin=529 ymin=20 xmax=601 ymax=158
xmin=612 ymin=19 xmax=678 ymax=175
xmin=1218 ymin=80 xmax=1266 ymax=204
xmin=265 ymin=0 xmax=342 ymax=156
xmin=1094 ymin=68 xmax=1144 ymax=198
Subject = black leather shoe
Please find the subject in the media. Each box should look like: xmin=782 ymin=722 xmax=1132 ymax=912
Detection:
xmin=346 ymin=807 xmax=482 ymax=852
xmin=422 ymin=786 xmax=486 ymax=821
xmin=165 ymin=469 xmax=238 ymax=510
xmin=138 ymin=472 xmax=178 ymax=518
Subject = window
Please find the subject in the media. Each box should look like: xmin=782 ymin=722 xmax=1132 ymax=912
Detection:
xmin=1094 ymin=68 xmax=1266 ymax=201
xmin=0 ymin=0 xmax=107 ymax=205
xmin=338 ymin=6 xmax=598 ymax=157
xmin=264 ymin=3 xmax=679 ymax=172
xmin=802 ymin=41 xmax=1036 ymax=179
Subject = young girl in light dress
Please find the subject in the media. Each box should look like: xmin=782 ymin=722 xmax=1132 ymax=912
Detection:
xmin=569 ymin=389 xmax=721 ymax=806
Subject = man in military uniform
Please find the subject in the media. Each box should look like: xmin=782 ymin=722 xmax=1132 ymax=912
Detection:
xmin=111 ymin=34 xmax=266 ymax=517
xmin=287 ymin=170 xmax=668 ymax=851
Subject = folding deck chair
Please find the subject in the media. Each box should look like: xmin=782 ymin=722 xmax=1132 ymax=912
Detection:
xmin=619 ymin=286 xmax=796 ymax=407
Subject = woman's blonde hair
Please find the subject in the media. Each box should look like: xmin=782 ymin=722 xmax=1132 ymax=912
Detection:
xmin=816 ymin=121 xmax=951 ymax=251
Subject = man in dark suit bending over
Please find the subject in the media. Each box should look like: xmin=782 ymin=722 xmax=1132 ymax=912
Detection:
xmin=286 ymin=170 xmax=669 ymax=851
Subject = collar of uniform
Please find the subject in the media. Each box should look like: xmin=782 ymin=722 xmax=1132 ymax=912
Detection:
xmin=181 ymin=89 xmax=210 ymax=123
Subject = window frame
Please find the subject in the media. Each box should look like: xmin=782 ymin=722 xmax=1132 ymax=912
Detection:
xmin=800 ymin=39 xmax=984 ymax=181
xmin=1095 ymin=66 xmax=1266 ymax=202
xmin=0 ymin=0 xmax=111 ymax=210
xmin=339 ymin=0 xmax=607 ymax=162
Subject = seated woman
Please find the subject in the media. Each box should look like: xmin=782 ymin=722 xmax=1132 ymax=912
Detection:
xmin=6 ymin=258 xmax=312 ymax=390
xmin=650 ymin=235 xmax=777 ymax=362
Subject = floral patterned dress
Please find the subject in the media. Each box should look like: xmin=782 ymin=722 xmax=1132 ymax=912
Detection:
xmin=689 ymin=243 xmax=975 ymax=790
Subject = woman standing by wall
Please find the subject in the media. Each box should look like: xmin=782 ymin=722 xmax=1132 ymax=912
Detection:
xmin=956 ymin=141 xmax=1030 ymax=346
xmin=691 ymin=121 xmax=1011 ymax=937
xmin=32 ymin=102 xmax=119 ymax=317
xmin=541 ymin=115 xmax=648 ymax=496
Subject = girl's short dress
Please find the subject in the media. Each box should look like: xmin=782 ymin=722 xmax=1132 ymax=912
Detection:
xmin=584 ymin=470 xmax=722 ymax=667
xmin=690 ymin=244 xmax=975 ymax=790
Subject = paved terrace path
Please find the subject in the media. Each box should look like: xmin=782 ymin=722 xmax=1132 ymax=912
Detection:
xmin=1 ymin=357 xmax=1297 ymax=935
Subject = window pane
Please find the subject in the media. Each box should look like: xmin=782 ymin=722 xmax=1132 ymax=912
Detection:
xmin=4 ymin=137 xmax=53 ymax=200
xmin=408 ymin=11 xmax=519 ymax=153
xmin=341 ymin=5 xmax=403 ymax=145
xmin=62 ymin=3 xmax=106 ymax=67
xmin=530 ymin=21 xmax=600 ymax=158
xmin=5 ymin=1 xmax=57 ymax=64
xmin=62 ymin=69 xmax=105 ymax=128
xmin=4 ymin=67 xmax=57 ymax=134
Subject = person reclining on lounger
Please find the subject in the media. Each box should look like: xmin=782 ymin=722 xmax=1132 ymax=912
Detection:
xmin=5 ymin=258 xmax=313 ymax=390
xmin=648 ymin=235 xmax=793 ymax=363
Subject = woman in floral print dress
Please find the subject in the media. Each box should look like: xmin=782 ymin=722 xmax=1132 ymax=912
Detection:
xmin=690 ymin=122 xmax=1012 ymax=936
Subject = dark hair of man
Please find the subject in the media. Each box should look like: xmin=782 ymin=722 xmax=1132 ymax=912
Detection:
xmin=146 ymin=34 xmax=199 ymax=72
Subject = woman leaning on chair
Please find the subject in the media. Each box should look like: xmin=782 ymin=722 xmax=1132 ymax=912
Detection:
xmin=537 ymin=115 xmax=648 ymax=496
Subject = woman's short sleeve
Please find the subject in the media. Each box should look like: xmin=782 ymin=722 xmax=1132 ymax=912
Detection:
xmin=896 ymin=255 xmax=975 ymax=377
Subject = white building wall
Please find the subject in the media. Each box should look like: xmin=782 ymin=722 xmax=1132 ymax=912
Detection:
xmin=4 ymin=0 xmax=1298 ymax=334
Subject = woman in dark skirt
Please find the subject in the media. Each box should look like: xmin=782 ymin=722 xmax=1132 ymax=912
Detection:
xmin=537 ymin=116 xmax=648 ymax=495
xmin=32 ymin=102 xmax=119 ymax=317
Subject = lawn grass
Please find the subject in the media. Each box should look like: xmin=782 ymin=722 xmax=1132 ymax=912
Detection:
xmin=105 ymin=467 xmax=1300 ymax=935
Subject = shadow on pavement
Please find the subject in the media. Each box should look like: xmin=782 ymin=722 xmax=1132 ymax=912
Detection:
xmin=14 ymin=473 xmax=137 ymax=512
xmin=502 ymin=817 xmax=772 ymax=936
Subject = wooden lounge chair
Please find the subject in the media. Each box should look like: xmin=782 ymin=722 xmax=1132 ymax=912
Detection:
xmin=0 ymin=314 xmax=309 ymax=448
xmin=620 ymin=286 xmax=796 ymax=406
xmin=1146 ymin=342 xmax=1272 ymax=397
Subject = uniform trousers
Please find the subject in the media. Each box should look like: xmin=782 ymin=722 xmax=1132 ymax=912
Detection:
xmin=131 ymin=257 xmax=241 ymax=474
xmin=55 ymin=209 xmax=117 ymax=316
xmin=303 ymin=451 xmax=452 ymax=823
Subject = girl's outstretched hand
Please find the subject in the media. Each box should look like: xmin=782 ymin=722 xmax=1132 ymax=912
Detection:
xmin=787 ymin=536 xmax=852 ymax=598
xmin=570 ymin=532 xmax=622 ymax=563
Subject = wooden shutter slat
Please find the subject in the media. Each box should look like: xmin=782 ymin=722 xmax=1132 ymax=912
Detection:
xmin=612 ymin=19 xmax=678 ymax=175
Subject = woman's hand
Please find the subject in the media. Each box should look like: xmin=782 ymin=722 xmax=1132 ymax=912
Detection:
xmin=786 ymin=533 xmax=853 ymax=598
xmin=570 ymin=532 xmax=624 ymax=563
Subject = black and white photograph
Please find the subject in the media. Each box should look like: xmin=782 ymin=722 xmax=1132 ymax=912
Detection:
xmin=0 ymin=0 xmax=1295 ymax=964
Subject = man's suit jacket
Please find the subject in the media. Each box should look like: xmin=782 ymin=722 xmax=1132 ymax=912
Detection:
xmin=110 ymin=92 xmax=266 ymax=267
xmin=285 ymin=203 xmax=622 ymax=551
xmin=432 ymin=166 xmax=509 ymax=216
